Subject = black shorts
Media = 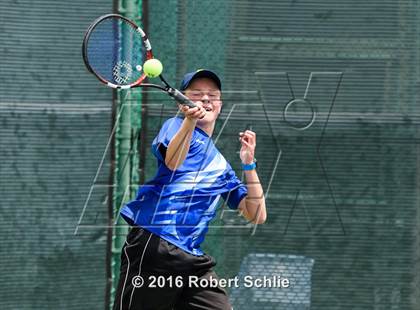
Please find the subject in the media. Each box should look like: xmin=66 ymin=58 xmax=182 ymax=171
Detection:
xmin=112 ymin=226 xmax=232 ymax=310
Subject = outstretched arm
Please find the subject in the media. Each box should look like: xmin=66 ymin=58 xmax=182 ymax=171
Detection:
xmin=165 ymin=105 xmax=206 ymax=171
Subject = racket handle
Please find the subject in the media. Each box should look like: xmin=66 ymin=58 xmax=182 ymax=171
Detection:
xmin=167 ymin=88 xmax=197 ymax=108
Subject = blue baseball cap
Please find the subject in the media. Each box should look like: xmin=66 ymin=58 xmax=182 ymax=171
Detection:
xmin=179 ymin=69 xmax=222 ymax=91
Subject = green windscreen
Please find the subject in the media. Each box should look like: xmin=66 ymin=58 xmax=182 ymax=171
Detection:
xmin=1 ymin=0 xmax=419 ymax=309
xmin=139 ymin=0 xmax=420 ymax=309
xmin=0 ymin=1 xmax=113 ymax=309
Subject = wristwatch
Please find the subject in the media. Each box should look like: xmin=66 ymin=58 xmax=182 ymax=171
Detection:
xmin=241 ymin=159 xmax=257 ymax=171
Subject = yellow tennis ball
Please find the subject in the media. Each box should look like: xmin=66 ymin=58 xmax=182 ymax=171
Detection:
xmin=143 ymin=58 xmax=163 ymax=78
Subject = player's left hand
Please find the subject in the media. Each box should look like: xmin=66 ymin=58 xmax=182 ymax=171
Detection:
xmin=239 ymin=130 xmax=256 ymax=164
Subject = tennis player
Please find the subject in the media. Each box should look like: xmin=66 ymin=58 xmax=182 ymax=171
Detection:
xmin=113 ymin=69 xmax=266 ymax=310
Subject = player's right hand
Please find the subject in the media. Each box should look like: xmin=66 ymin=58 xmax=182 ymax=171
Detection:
xmin=180 ymin=105 xmax=206 ymax=120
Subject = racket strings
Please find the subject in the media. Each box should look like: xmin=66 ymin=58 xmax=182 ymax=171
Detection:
xmin=85 ymin=17 xmax=147 ymax=86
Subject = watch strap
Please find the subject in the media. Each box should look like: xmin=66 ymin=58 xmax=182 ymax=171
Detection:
xmin=242 ymin=159 xmax=257 ymax=171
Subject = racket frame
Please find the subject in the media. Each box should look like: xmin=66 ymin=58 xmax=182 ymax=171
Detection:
xmin=82 ymin=14 xmax=197 ymax=108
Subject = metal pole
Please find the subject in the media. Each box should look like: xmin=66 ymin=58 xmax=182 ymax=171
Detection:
xmin=109 ymin=1 xmax=142 ymax=309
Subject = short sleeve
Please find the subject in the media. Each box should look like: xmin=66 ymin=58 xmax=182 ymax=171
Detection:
xmin=151 ymin=117 xmax=183 ymax=161
xmin=222 ymin=184 xmax=248 ymax=210
xmin=221 ymin=168 xmax=248 ymax=210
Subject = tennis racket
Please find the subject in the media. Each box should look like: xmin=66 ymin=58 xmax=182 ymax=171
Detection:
xmin=82 ymin=14 xmax=197 ymax=108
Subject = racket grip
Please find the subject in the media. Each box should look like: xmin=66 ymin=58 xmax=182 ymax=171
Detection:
xmin=167 ymin=88 xmax=197 ymax=108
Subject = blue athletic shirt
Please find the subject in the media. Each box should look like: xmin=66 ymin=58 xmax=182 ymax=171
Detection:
xmin=120 ymin=117 xmax=248 ymax=256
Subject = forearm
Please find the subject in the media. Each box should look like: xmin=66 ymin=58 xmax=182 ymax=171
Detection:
xmin=243 ymin=169 xmax=266 ymax=224
xmin=165 ymin=117 xmax=196 ymax=170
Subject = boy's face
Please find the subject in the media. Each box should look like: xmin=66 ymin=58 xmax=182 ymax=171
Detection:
xmin=184 ymin=77 xmax=222 ymax=125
